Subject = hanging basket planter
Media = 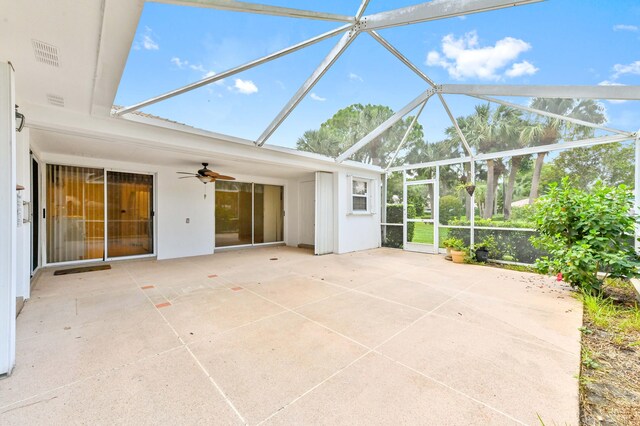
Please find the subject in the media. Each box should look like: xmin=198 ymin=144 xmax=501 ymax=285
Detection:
xmin=465 ymin=185 xmax=476 ymax=196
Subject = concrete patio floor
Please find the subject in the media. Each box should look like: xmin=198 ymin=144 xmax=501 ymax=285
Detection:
xmin=0 ymin=247 xmax=581 ymax=425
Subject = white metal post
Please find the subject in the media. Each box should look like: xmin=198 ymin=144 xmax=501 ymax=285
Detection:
xmin=402 ymin=170 xmax=407 ymax=249
xmin=470 ymin=160 xmax=475 ymax=249
xmin=635 ymin=132 xmax=640 ymax=254
xmin=0 ymin=62 xmax=17 ymax=376
xmin=434 ymin=166 xmax=440 ymax=254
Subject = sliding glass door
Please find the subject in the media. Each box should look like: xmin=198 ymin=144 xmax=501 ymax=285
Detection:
xmin=106 ymin=171 xmax=154 ymax=258
xmin=215 ymin=181 xmax=284 ymax=248
xmin=46 ymin=165 xmax=105 ymax=263
xmin=46 ymin=164 xmax=154 ymax=264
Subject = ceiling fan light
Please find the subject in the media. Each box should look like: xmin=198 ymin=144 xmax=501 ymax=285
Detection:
xmin=197 ymin=175 xmax=210 ymax=183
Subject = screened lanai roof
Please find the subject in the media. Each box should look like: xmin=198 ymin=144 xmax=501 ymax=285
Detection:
xmin=113 ymin=0 xmax=640 ymax=169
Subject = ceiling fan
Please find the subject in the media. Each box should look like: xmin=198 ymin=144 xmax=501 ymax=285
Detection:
xmin=176 ymin=163 xmax=235 ymax=184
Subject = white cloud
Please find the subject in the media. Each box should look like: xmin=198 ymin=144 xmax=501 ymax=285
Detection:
xmin=613 ymin=24 xmax=638 ymax=32
xmin=134 ymin=27 xmax=159 ymax=51
xmin=231 ymin=78 xmax=258 ymax=95
xmin=505 ymin=61 xmax=538 ymax=77
xmin=612 ymin=61 xmax=640 ymax=79
xmin=171 ymin=57 xmax=188 ymax=68
xmin=189 ymin=64 xmax=206 ymax=73
xmin=425 ymin=31 xmax=535 ymax=80
xmin=348 ymin=72 xmax=363 ymax=82
xmin=310 ymin=93 xmax=326 ymax=102
xmin=142 ymin=35 xmax=159 ymax=50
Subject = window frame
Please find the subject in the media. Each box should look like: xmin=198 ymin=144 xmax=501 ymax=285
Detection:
xmin=349 ymin=176 xmax=374 ymax=215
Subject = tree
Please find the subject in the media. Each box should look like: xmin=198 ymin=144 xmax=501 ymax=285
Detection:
xmin=296 ymin=128 xmax=341 ymax=157
xmin=553 ymin=142 xmax=634 ymax=190
xmin=297 ymin=104 xmax=424 ymax=167
xmin=462 ymin=104 xmax=523 ymax=218
xmin=524 ymin=98 xmax=607 ymax=203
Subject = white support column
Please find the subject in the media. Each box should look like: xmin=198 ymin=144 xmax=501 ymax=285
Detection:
xmin=257 ymin=30 xmax=357 ymax=146
xmin=434 ymin=165 xmax=440 ymax=254
xmin=470 ymin=160 xmax=475 ymax=249
xmin=402 ymin=170 xmax=407 ymax=249
xmin=116 ymin=24 xmax=352 ymax=116
xmin=0 ymin=62 xmax=17 ymax=376
xmin=336 ymin=89 xmax=435 ymax=162
xmin=635 ymin=131 xmax=640 ymax=254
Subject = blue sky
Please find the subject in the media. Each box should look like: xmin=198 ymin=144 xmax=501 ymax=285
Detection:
xmin=115 ymin=0 xmax=640 ymax=152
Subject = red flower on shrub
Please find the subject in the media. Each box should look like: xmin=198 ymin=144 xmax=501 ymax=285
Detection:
xmin=556 ymin=272 xmax=563 ymax=282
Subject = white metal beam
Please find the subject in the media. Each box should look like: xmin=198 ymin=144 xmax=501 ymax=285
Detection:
xmin=153 ymin=0 xmax=354 ymax=22
xmin=441 ymin=84 xmax=640 ymax=100
xmin=256 ymin=30 xmax=357 ymax=147
xmin=336 ymin=89 xmax=436 ymax=163
xmin=388 ymin=133 xmax=635 ymax=172
xmin=114 ymin=25 xmax=351 ymax=116
xmin=470 ymin=94 xmax=633 ymax=136
xmin=388 ymin=156 xmax=472 ymax=172
xmin=363 ymin=0 xmax=543 ymax=30
xmin=474 ymin=134 xmax=635 ymax=161
xmin=437 ymin=93 xmax=473 ymax=155
xmin=355 ymin=0 xmax=371 ymax=20
xmin=368 ymin=31 xmax=436 ymax=87
xmin=385 ymin=99 xmax=428 ymax=171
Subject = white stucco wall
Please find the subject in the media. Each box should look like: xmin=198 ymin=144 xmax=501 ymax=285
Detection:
xmin=29 ymin=153 xmax=311 ymax=262
xmin=335 ymin=170 xmax=382 ymax=254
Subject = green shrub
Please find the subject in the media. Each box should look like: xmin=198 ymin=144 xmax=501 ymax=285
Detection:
xmin=531 ymin=178 xmax=640 ymax=293
xmin=510 ymin=204 xmax=536 ymax=223
xmin=447 ymin=217 xmax=546 ymax=263
xmin=383 ymin=204 xmax=415 ymax=248
xmin=439 ymin=195 xmax=465 ymax=225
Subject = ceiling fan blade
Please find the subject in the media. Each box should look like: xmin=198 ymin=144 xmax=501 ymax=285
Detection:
xmin=203 ymin=170 xmax=218 ymax=177
xmin=176 ymin=171 xmax=197 ymax=175
xmin=216 ymin=175 xmax=236 ymax=180
xmin=178 ymin=176 xmax=198 ymax=179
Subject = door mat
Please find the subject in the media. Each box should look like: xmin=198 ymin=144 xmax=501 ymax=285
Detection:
xmin=54 ymin=264 xmax=111 ymax=275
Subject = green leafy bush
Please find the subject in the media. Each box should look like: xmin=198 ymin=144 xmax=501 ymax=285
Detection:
xmin=446 ymin=218 xmax=546 ymax=263
xmin=510 ymin=204 xmax=536 ymax=223
xmin=439 ymin=195 xmax=465 ymax=225
xmin=383 ymin=204 xmax=415 ymax=248
xmin=531 ymin=178 xmax=640 ymax=293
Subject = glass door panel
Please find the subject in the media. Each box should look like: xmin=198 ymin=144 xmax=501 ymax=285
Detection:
xmin=254 ymin=184 xmax=284 ymax=244
xmin=215 ymin=181 xmax=253 ymax=247
xmin=46 ymin=165 xmax=105 ymax=263
xmin=405 ymin=182 xmax=437 ymax=252
xmin=106 ymin=171 xmax=154 ymax=258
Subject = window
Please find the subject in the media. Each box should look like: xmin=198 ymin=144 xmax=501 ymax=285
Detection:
xmin=350 ymin=177 xmax=373 ymax=214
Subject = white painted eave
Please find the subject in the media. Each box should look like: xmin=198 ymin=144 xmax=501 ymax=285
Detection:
xmin=25 ymin=103 xmax=383 ymax=174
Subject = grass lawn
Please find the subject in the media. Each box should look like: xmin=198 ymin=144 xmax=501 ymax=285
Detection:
xmin=410 ymin=222 xmax=449 ymax=246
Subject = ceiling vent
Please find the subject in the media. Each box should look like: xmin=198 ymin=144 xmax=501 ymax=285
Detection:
xmin=46 ymin=94 xmax=65 ymax=107
xmin=32 ymin=40 xmax=60 ymax=67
